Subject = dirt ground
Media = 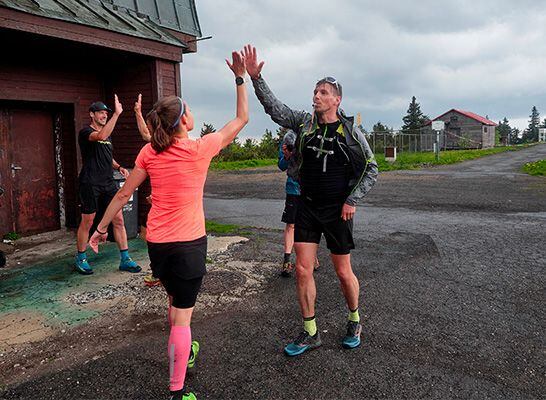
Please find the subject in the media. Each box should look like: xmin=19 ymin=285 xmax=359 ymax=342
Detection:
xmin=0 ymin=232 xmax=260 ymax=388
xmin=1 ymin=145 xmax=544 ymax=399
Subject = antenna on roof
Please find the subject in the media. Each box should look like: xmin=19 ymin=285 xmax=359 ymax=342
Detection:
xmin=187 ymin=36 xmax=212 ymax=43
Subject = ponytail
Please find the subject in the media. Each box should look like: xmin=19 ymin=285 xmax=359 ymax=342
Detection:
xmin=146 ymin=108 xmax=174 ymax=153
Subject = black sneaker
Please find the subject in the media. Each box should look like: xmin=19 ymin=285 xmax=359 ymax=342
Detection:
xmin=342 ymin=320 xmax=362 ymax=349
xmin=284 ymin=331 xmax=322 ymax=356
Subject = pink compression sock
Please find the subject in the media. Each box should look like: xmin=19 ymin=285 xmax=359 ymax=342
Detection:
xmin=168 ymin=325 xmax=191 ymax=391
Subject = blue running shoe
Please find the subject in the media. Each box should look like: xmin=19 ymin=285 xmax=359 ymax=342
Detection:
xmin=188 ymin=340 xmax=199 ymax=369
xmin=75 ymin=255 xmax=93 ymax=275
xmin=342 ymin=321 xmax=362 ymax=349
xmin=284 ymin=331 xmax=321 ymax=357
xmin=119 ymin=257 xmax=142 ymax=273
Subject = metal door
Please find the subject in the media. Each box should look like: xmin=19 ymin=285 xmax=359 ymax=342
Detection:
xmin=0 ymin=106 xmax=59 ymax=236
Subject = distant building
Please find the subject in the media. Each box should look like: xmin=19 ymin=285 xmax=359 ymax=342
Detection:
xmin=0 ymin=0 xmax=202 ymax=237
xmin=421 ymin=109 xmax=497 ymax=150
xmin=539 ymin=128 xmax=546 ymax=142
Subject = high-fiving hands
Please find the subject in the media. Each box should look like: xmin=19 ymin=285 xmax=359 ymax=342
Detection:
xmin=243 ymin=45 xmax=264 ymax=79
xmin=114 ymin=94 xmax=123 ymax=116
xmin=226 ymin=50 xmax=246 ymax=77
xmin=134 ymin=93 xmax=142 ymax=115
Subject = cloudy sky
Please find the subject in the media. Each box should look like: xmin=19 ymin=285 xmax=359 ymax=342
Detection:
xmin=181 ymin=0 xmax=546 ymax=140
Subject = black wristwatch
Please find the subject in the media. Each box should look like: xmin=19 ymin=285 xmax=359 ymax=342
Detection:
xmin=235 ymin=76 xmax=244 ymax=86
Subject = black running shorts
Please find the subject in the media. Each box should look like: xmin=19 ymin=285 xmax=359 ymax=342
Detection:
xmin=294 ymin=200 xmax=355 ymax=255
xmin=281 ymin=194 xmax=299 ymax=224
xmin=79 ymin=182 xmax=118 ymax=215
xmin=147 ymin=236 xmax=207 ymax=308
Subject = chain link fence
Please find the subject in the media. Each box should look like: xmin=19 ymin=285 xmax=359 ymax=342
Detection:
xmin=366 ymin=129 xmax=484 ymax=155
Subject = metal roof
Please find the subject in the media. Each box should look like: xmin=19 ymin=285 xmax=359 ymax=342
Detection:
xmin=0 ymin=0 xmax=201 ymax=48
xmin=110 ymin=0 xmax=201 ymax=37
xmin=427 ymin=109 xmax=498 ymax=126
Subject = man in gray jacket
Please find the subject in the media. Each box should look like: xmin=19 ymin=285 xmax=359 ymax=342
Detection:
xmin=244 ymin=45 xmax=378 ymax=356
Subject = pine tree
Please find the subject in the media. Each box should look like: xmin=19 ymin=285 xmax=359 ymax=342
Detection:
xmin=402 ymin=96 xmax=428 ymax=133
xmin=372 ymin=121 xmax=390 ymax=133
xmin=200 ymin=122 xmax=216 ymax=137
xmin=496 ymin=117 xmax=512 ymax=144
xmin=524 ymin=106 xmax=540 ymax=142
xmin=511 ymin=127 xmax=521 ymax=144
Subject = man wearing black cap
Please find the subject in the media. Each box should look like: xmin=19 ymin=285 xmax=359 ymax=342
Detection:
xmin=75 ymin=95 xmax=141 ymax=275
xmin=244 ymin=45 xmax=378 ymax=356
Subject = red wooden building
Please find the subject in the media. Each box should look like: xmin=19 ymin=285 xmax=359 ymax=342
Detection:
xmin=0 ymin=0 xmax=202 ymax=237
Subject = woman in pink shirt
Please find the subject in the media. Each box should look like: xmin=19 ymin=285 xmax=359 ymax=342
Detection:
xmin=89 ymin=50 xmax=248 ymax=400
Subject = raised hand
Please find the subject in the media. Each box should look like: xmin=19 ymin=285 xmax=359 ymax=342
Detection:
xmin=134 ymin=93 xmax=142 ymax=115
xmin=114 ymin=94 xmax=123 ymax=116
xmin=243 ymin=44 xmax=264 ymax=79
xmin=226 ymin=50 xmax=246 ymax=77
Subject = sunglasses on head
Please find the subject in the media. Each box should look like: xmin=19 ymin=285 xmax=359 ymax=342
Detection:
xmin=317 ymin=76 xmax=342 ymax=96
xmin=171 ymin=97 xmax=186 ymax=129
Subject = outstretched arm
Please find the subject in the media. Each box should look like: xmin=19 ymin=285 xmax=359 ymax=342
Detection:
xmin=216 ymin=50 xmax=249 ymax=149
xmin=244 ymin=45 xmax=308 ymax=130
xmin=134 ymin=94 xmax=151 ymax=142
xmin=89 ymin=167 xmax=148 ymax=252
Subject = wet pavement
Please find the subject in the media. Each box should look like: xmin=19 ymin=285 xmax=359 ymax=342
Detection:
xmin=1 ymin=144 xmax=545 ymax=399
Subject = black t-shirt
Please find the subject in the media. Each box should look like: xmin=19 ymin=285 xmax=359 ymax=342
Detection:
xmin=78 ymin=126 xmax=114 ymax=185
xmin=300 ymin=121 xmax=353 ymax=205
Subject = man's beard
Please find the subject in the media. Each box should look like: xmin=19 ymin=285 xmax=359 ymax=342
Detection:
xmin=94 ymin=118 xmax=106 ymax=127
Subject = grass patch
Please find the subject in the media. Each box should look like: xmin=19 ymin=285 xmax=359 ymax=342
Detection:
xmin=376 ymin=146 xmax=526 ymax=171
xmin=205 ymin=220 xmax=241 ymax=235
xmin=209 ymin=158 xmax=277 ymax=170
xmin=208 ymin=145 xmax=532 ymax=172
xmin=3 ymin=232 xmax=21 ymax=241
xmin=522 ymin=159 xmax=546 ymax=176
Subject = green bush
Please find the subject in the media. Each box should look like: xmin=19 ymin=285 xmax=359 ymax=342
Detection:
xmin=522 ymin=159 xmax=546 ymax=176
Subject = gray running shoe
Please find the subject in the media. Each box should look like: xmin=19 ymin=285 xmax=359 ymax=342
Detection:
xmin=342 ymin=320 xmax=362 ymax=349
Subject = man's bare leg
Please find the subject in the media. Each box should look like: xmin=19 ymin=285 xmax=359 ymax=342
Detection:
xmin=75 ymin=213 xmax=96 ymax=274
xmin=331 ymin=253 xmax=359 ymax=310
xmin=332 ymin=253 xmax=362 ymax=349
xmin=284 ymin=242 xmax=322 ymax=356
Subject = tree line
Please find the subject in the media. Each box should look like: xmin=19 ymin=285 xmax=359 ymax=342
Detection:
xmin=201 ymin=122 xmax=285 ymax=161
xmin=372 ymin=97 xmax=544 ymax=145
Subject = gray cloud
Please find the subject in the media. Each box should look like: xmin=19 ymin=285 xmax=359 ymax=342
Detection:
xmin=181 ymin=0 xmax=546 ymax=138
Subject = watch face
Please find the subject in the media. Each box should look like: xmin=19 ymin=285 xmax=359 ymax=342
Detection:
xmin=236 ymin=76 xmax=244 ymax=85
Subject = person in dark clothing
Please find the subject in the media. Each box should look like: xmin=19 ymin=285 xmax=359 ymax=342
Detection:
xmin=244 ymin=45 xmax=378 ymax=356
xmin=278 ymin=130 xmax=319 ymax=277
xmin=75 ymin=96 xmax=141 ymax=275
